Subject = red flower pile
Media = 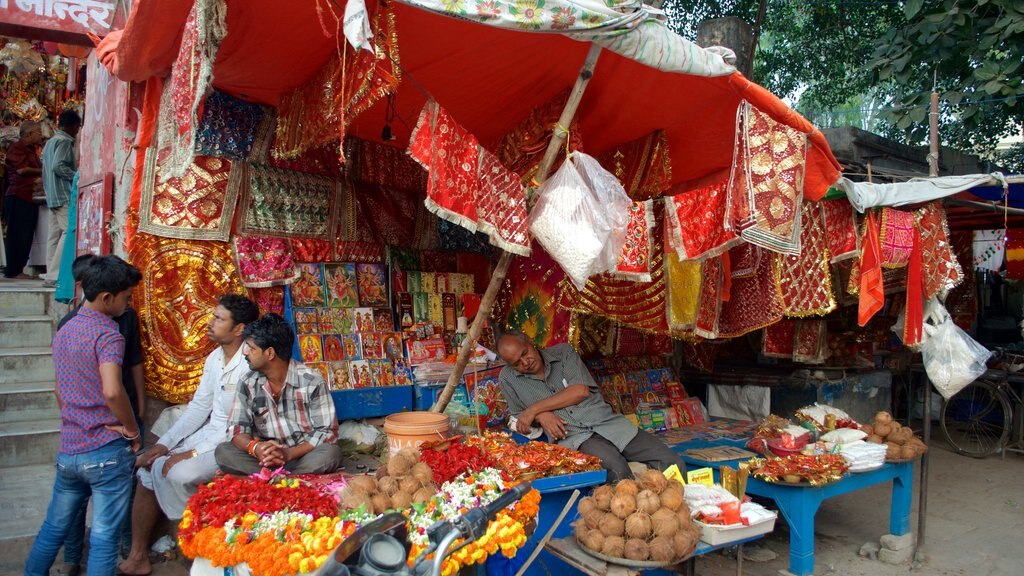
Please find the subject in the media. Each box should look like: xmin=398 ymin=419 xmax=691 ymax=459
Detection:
xmin=466 ymin=432 xmax=601 ymax=480
xmin=418 ymin=436 xmax=498 ymax=485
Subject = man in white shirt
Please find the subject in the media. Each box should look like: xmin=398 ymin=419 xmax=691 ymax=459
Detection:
xmin=117 ymin=294 xmax=259 ymax=576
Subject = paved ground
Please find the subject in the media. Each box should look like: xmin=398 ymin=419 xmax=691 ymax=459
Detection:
xmin=5 ymin=440 xmax=1021 ymax=576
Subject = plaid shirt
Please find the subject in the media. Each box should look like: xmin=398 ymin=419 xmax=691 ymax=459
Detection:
xmin=498 ymin=343 xmax=638 ymax=451
xmin=228 ymin=360 xmax=338 ymax=447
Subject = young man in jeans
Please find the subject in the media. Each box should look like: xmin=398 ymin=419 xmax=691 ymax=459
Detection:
xmin=24 ymin=255 xmax=143 ymax=576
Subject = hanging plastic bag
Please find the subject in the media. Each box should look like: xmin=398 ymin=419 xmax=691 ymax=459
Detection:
xmin=529 ymin=152 xmax=632 ymax=290
xmin=920 ymin=301 xmax=991 ymax=399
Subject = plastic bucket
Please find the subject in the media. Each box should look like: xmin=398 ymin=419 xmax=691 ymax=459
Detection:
xmin=383 ymin=411 xmax=450 ymax=456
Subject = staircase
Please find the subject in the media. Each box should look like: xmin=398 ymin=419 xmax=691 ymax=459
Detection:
xmin=0 ymin=281 xmax=62 ymax=572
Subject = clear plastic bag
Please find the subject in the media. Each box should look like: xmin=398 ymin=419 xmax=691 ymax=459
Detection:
xmin=529 ymin=152 xmax=632 ymax=290
xmin=920 ymin=302 xmax=992 ymax=400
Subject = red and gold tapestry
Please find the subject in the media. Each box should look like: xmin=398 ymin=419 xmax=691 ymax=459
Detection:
xmin=131 ymin=233 xmax=245 ymax=403
xmin=596 ymin=130 xmax=672 ymax=201
xmin=729 ymin=242 xmax=760 ymax=278
xmin=232 ymin=236 xmax=299 ymax=288
xmin=916 ymin=202 xmax=962 ymax=297
xmin=762 ymin=319 xmax=796 ymax=359
xmin=793 ymin=319 xmax=827 ymax=364
xmin=289 ymin=238 xmax=332 ymax=262
xmin=615 ymin=200 xmax=654 ymax=281
xmin=139 ymin=153 xmax=241 ymax=242
xmin=494 ymin=89 xmax=582 ymax=184
xmin=681 ymin=342 xmax=719 ymax=373
xmin=496 ymin=243 xmax=570 ymax=348
xmin=1006 ymin=232 xmax=1024 ymax=281
xmin=347 ymin=138 xmax=427 ymax=192
xmin=879 ymin=208 xmax=915 ymax=269
xmin=238 ymin=164 xmax=340 ymax=240
xmin=728 ymin=102 xmax=807 ymax=256
xmin=249 ymin=286 xmax=284 ymax=316
xmin=822 ymin=197 xmax=859 ymax=263
xmin=717 ymin=244 xmax=784 ymax=338
xmin=666 ymin=179 xmax=740 ymax=261
xmin=694 ymin=256 xmax=724 ymax=339
xmin=775 ymin=201 xmax=836 ymax=317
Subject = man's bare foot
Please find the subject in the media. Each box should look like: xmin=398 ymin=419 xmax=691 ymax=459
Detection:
xmin=116 ymin=557 xmax=152 ymax=576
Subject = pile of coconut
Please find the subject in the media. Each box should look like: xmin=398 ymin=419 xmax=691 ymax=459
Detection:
xmin=340 ymin=447 xmax=437 ymax=514
xmin=861 ymin=411 xmax=928 ymax=460
xmin=574 ymin=470 xmax=701 ymax=564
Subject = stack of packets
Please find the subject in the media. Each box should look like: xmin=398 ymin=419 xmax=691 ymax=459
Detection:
xmin=587 ymin=356 xmax=705 ymax=432
xmin=398 ymin=271 xmax=478 ymax=332
xmin=289 ymin=263 xmax=413 ymax=390
xmin=684 ymin=464 xmax=775 ymax=528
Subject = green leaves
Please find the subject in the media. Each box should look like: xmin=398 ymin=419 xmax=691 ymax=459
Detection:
xmin=905 ymin=0 xmax=925 ymax=19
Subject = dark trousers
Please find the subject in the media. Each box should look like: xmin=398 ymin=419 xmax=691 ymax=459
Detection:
xmin=215 ymin=441 xmax=345 ymax=476
xmin=3 ymin=195 xmax=39 ymax=277
xmin=579 ymin=429 xmax=687 ymax=482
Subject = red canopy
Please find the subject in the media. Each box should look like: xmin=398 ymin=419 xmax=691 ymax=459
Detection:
xmin=98 ymin=0 xmax=841 ymax=198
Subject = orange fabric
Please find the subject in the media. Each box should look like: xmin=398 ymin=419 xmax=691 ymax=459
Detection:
xmin=100 ymin=0 xmax=839 ymax=197
xmin=858 ymin=211 xmax=885 ymax=326
xmin=904 ymin=227 xmax=924 ymax=345
xmin=124 ymin=76 xmax=164 ymax=253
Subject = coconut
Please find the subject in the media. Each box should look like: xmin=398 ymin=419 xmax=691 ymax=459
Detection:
xmin=578 ymin=497 xmax=596 ymax=519
xmin=636 ymin=489 xmax=661 ymax=515
xmin=900 ymin=444 xmax=918 ymax=460
xmin=860 ymin=424 xmax=874 ymax=436
xmin=601 ymin=536 xmax=625 ymax=558
xmin=340 ymin=489 xmax=373 ymax=512
xmin=615 ymin=479 xmax=639 ymax=498
xmin=650 ymin=508 xmax=679 ymax=538
xmin=624 ymin=512 xmax=652 ymax=540
xmin=412 ymin=486 xmax=435 ymax=504
xmin=347 ymin=475 xmax=378 ymax=495
xmin=866 ymin=434 xmax=884 ymax=444
xmin=673 ymin=527 xmax=699 ymax=559
xmin=399 ymin=476 xmax=422 ymax=495
xmin=371 ymin=492 xmax=393 ymax=514
xmin=377 ymin=476 xmax=400 ymax=497
xmin=890 ymin=420 xmax=903 ymax=433
xmin=391 ymin=491 xmax=412 ymax=510
xmin=874 ymin=422 xmax=892 ymax=438
xmin=648 ymin=536 xmax=675 ymax=563
xmin=874 ymin=411 xmax=893 ymax=425
xmin=885 ymin=443 xmax=901 ymax=460
xmin=387 ymin=453 xmax=414 ymax=477
xmin=623 ymin=539 xmax=649 ymax=561
xmin=599 ymin=514 xmax=625 ymax=538
xmin=658 ymin=485 xmax=684 ymax=511
xmin=396 ymin=446 xmax=421 ymax=463
xmin=592 ymin=485 xmax=614 ymax=511
xmin=411 ymin=462 xmax=434 ymax=486
xmin=583 ymin=509 xmax=605 ymax=530
xmin=585 ymin=528 xmax=606 ymax=553
xmin=639 ymin=469 xmax=668 ymax=494
xmin=610 ymin=493 xmax=637 ymax=519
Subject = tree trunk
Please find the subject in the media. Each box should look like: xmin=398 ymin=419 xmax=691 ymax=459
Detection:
xmin=697 ymin=17 xmax=754 ymax=78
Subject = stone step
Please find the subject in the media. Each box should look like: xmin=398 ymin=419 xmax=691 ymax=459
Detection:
xmin=0 ymin=286 xmax=49 ymax=316
xmin=0 ymin=381 xmax=59 ymax=424
xmin=0 ymin=348 xmax=54 ymax=384
xmin=0 ymin=418 xmax=61 ymax=467
xmin=0 ymin=463 xmax=55 ymax=542
xmin=0 ymin=315 xmax=53 ymax=348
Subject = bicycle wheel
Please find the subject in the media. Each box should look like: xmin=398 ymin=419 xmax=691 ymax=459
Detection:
xmin=940 ymin=380 xmax=1011 ymax=458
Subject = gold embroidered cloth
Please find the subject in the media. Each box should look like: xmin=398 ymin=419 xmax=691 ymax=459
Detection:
xmin=238 ymin=163 xmax=340 ymax=240
xmin=139 ymin=153 xmax=241 ymax=241
xmin=775 ymin=201 xmax=836 ymax=317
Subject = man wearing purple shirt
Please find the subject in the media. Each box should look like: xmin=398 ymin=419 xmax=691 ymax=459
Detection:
xmin=24 ymin=255 xmax=142 ymax=576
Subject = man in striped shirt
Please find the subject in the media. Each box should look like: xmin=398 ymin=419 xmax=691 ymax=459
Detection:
xmin=498 ymin=331 xmax=685 ymax=482
xmin=216 ymin=313 xmax=343 ymax=475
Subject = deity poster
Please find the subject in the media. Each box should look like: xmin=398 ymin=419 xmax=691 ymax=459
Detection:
xmin=349 ymin=360 xmax=375 ymax=388
xmin=353 ymin=308 xmax=375 ymax=332
xmin=356 ymin=263 xmax=388 ymax=307
xmin=328 ymin=361 xmax=351 ymax=389
xmin=292 ymin=264 xmax=327 ymax=308
xmin=381 ymin=332 xmax=404 ymax=360
xmin=324 ymin=263 xmax=359 ymax=308
xmin=360 ymin=332 xmax=383 ymax=359
xmin=330 ymin=308 xmax=354 ymax=333
xmin=322 ymin=335 xmax=345 ymax=362
xmin=341 ymin=333 xmax=362 ymax=360
xmin=298 ymin=334 xmax=324 ymax=363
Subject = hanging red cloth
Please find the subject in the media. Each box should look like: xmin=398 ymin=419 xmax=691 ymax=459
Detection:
xmin=904 ymin=227 xmax=924 ymax=345
xmin=858 ymin=211 xmax=885 ymax=326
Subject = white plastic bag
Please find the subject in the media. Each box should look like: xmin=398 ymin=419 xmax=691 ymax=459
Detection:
xmin=920 ymin=302 xmax=991 ymax=399
xmin=529 ymin=152 xmax=632 ymax=289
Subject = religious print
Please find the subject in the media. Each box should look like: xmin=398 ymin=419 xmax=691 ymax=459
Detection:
xmin=306 ymin=362 xmax=331 ymax=386
xmin=370 ymin=359 xmax=394 ymax=387
xmin=356 ymin=263 xmax=388 ymax=306
xmin=392 ymin=360 xmax=414 ymax=387
xmin=330 ymin=308 xmax=354 ymax=333
xmin=324 ymin=263 xmax=360 ymax=308
xmin=292 ymin=263 xmax=327 ymax=307
xmin=341 ymin=334 xmax=362 ymax=360
xmin=349 ymin=360 xmax=375 ymax=389
xmin=328 ymin=361 xmax=351 ymax=390
xmin=294 ymin=308 xmax=319 ymax=334
xmin=353 ymin=308 xmax=375 ymax=332
xmin=322 ymin=335 xmax=345 ymax=362
xmin=317 ymin=308 xmax=335 ymax=333
xmin=360 ymin=332 xmax=383 ymax=360
xmin=298 ymin=334 xmax=324 ymax=363
xmin=398 ymin=292 xmax=414 ymax=328
xmin=374 ymin=308 xmax=395 ymax=332
xmin=381 ymin=332 xmax=404 ymax=360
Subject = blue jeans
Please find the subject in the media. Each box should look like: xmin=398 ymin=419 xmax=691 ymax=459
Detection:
xmin=24 ymin=440 xmax=135 ymax=576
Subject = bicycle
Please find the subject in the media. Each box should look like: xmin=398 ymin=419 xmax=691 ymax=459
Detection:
xmin=940 ymin=360 xmax=1024 ymax=458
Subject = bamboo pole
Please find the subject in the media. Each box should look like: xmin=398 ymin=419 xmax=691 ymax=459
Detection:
xmin=431 ymin=43 xmax=603 ymax=413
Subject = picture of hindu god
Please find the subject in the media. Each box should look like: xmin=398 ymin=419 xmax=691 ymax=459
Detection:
xmin=332 ymin=365 xmax=350 ymax=389
xmin=360 ymin=364 xmax=374 ymax=387
xmin=383 ymin=334 xmax=402 ymax=359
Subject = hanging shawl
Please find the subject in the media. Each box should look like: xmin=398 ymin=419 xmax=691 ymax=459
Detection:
xmin=858 ymin=211 xmax=884 ymax=326
xmin=666 ymin=179 xmax=741 ymax=260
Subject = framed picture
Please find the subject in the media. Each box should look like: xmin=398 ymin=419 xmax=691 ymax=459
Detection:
xmin=77 ymin=173 xmax=113 ymax=256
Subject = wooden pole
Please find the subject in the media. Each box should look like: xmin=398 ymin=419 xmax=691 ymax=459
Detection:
xmin=431 ymin=43 xmax=603 ymax=413
xmin=928 ymin=72 xmax=940 ymax=178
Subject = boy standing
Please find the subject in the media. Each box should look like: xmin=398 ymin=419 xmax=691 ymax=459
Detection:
xmin=24 ymin=255 xmax=142 ymax=576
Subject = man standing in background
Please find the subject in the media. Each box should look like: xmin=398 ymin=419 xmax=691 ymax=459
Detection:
xmin=41 ymin=110 xmax=80 ymax=287
xmin=2 ymin=121 xmax=42 ymax=280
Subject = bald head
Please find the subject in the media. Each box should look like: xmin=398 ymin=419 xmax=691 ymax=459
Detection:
xmin=498 ymin=331 xmax=544 ymax=377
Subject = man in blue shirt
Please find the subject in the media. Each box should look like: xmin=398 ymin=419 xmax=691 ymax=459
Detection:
xmin=40 ymin=110 xmax=80 ymax=287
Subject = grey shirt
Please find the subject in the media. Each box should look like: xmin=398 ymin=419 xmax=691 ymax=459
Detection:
xmin=498 ymin=343 xmax=638 ymax=451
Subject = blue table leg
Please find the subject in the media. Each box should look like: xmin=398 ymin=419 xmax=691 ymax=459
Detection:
xmin=773 ymin=490 xmax=823 ymax=576
xmin=889 ymin=462 xmax=913 ymax=535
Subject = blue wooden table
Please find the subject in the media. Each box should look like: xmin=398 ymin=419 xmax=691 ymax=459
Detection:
xmin=674 ymin=441 xmax=914 ymax=576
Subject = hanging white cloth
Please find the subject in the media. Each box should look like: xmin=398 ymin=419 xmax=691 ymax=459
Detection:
xmin=837 ymin=173 xmax=1007 ymax=213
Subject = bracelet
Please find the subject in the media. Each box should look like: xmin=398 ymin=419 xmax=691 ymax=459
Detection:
xmin=246 ymin=439 xmax=259 ymax=457
xmin=189 ymin=449 xmax=198 ymax=459
xmin=121 ymin=429 xmax=140 ymax=441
